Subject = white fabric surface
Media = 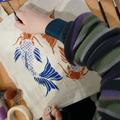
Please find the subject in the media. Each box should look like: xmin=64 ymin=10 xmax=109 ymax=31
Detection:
xmin=0 ymin=0 xmax=101 ymax=119
xmin=0 ymin=5 xmax=8 ymax=20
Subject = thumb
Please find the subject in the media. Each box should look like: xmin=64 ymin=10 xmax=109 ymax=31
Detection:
xmin=15 ymin=21 xmax=25 ymax=31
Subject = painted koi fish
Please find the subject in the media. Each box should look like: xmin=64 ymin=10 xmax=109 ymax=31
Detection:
xmin=14 ymin=33 xmax=62 ymax=95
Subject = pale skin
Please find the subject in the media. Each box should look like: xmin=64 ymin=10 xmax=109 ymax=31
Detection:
xmin=15 ymin=7 xmax=53 ymax=34
xmin=42 ymin=105 xmax=62 ymax=120
xmin=15 ymin=8 xmax=62 ymax=120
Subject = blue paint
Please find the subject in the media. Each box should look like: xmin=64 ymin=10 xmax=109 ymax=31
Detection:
xmin=14 ymin=40 xmax=62 ymax=95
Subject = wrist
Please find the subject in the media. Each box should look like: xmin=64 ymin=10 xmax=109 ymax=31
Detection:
xmin=45 ymin=18 xmax=68 ymax=41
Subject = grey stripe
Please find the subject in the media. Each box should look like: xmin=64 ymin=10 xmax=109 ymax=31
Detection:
xmin=98 ymin=107 xmax=120 ymax=119
xmin=81 ymin=27 xmax=109 ymax=62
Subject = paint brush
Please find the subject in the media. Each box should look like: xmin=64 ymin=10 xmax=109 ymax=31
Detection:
xmin=112 ymin=0 xmax=120 ymax=20
xmin=14 ymin=11 xmax=23 ymax=24
xmin=97 ymin=0 xmax=110 ymax=27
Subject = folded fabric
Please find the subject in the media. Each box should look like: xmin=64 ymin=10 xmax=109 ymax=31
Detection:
xmin=72 ymin=15 xmax=101 ymax=65
xmin=64 ymin=12 xmax=91 ymax=64
xmin=87 ymin=28 xmax=120 ymax=69
xmin=70 ymin=13 xmax=91 ymax=50
xmin=73 ymin=15 xmax=100 ymax=52
xmin=98 ymin=94 xmax=120 ymax=120
xmin=75 ymin=22 xmax=108 ymax=65
xmin=101 ymin=62 xmax=120 ymax=90
xmin=92 ymin=46 xmax=120 ymax=75
xmin=97 ymin=62 xmax=120 ymax=119
xmin=101 ymin=78 xmax=120 ymax=97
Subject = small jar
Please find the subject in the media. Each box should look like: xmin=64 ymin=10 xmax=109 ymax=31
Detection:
xmin=4 ymin=88 xmax=23 ymax=108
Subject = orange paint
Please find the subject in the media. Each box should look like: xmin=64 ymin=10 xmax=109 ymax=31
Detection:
xmin=59 ymin=63 xmax=88 ymax=80
xmin=41 ymin=33 xmax=57 ymax=53
xmin=49 ymin=9 xmax=55 ymax=19
xmin=15 ymin=32 xmax=43 ymax=47
xmin=58 ymin=46 xmax=68 ymax=63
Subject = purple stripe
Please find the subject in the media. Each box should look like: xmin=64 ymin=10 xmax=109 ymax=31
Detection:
xmin=101 ymin=90 xmax=120 ymax=97
xmin=70 ymin=12 xmax=91 ymax=50
xmin=101 ymin=96 xmax=120 ymax=101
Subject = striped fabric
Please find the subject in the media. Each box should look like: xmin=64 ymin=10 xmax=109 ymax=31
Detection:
xmin=45 ymin=12 xmax=120 ymax=119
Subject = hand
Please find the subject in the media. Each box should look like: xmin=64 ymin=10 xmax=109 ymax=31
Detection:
xmin=15 ymin=7 xmax=53 ymax=34
xmin=42 ymin=105 xmax=62 ymax=120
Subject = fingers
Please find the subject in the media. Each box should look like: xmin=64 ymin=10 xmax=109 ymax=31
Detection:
xmin=43 ymin=106 xmax=51 ymax=116
xmin=51 ymin=106 xmax=62 ymax=120
xmin=55 ymin=111 xmax=62 ymax=120
xmin=42 ymin=105 xmax=62 ymax=120
xmin=42 ymin=115 xmax=52 ymax=120
xmin=42 ymin=106 xmax=52 ymax=120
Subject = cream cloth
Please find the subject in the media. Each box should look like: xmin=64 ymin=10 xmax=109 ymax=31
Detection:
xmin=0 ymin=0 xmax=101 ymax=119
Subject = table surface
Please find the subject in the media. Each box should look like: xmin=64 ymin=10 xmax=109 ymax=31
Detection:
xmin=86 ymin=0 xmax=120 ymax=27
xmin=0 ymin=0 xmax=120 ymax=119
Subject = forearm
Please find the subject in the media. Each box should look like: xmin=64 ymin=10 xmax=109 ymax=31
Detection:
xmin=45 ymin=12 xmax=91 ymax=43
